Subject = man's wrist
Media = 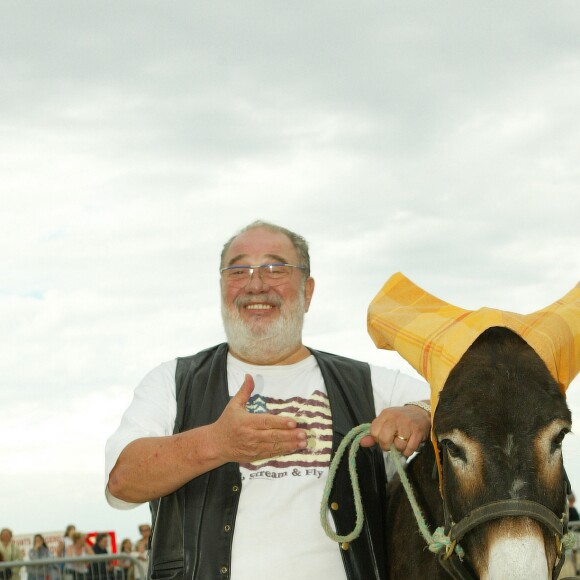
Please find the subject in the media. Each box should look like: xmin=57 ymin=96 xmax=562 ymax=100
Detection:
xmin=404 ymin=400 xmax=431 ymax=415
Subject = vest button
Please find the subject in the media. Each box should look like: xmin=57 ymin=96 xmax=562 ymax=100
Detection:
xmin=232 ymin=485 xmax=239 ymax=492
xmin=330 ymin=502 xmax=339 ymax=511
xmin=220 ymin=565 xmax=228 ymax=574
xmin=224 ymin=525 xmax=232 ymax=532
xmin=341 ymin=542 xmax=350 ymax=551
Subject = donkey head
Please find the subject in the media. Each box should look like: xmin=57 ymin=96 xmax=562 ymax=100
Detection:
xmin=434 ymin=327 xmax=571 ymax=579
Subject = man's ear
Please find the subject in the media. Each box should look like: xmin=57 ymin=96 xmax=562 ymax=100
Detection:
xmin=304 ymin=277 xmax=315 ymax=312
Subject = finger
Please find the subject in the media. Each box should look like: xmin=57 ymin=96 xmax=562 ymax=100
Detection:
xmin=390 ymin=428 xmax=424 ymax=456
xmin=232 ymin=374 xmax=255 ymax=408
xmin=265 ymin=430 xmax=308 ymax=456
xmin=393 ymin=434 xmax=410 ymax=454
xmin=270 ymin=426 xmax=307 ymax=447
xmin=252 ymin=412 xmax=302 ymax=433
xmin=370 ymin=418 xmax=397 ymax=450
xmin=402 ymin=431 xmax=424 ymax=457
xmin=359 ymin=435 xmax=376 ymax=448
xmin=240 ymin=426 xmax=308 ymax=460
xmin=268 ymin=428 xmax=307 ymax=453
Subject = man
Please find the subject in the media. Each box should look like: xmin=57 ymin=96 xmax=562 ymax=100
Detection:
xmin=135 ymin=524 xmax=151 ymax=552
xmin=0 ymin=528 xmax=24 ymax=580
xmin=106 ymin=221 xmax=431 ymax=580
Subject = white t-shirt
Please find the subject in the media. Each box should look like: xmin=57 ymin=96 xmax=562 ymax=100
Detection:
xmin=105 ymin=353 xmax=428 ymax=580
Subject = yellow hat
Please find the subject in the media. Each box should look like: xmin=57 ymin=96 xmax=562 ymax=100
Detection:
xmin=368 ymin=273 xmax=580 ymax=418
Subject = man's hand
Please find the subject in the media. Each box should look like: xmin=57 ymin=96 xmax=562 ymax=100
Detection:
xmin=108 ymin=374 xmax=308 ymax=503
xmin=210 ymin=374 xmax=308 ymax=463
xmin=359 ymin=403 xmax=431 ymax=457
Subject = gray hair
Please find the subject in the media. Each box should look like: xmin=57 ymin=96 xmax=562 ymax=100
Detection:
xmin=220 ymin=220 xmax=311 ymax=277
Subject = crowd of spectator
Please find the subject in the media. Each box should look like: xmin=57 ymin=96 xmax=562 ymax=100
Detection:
xmin=0 ymin=524 xmax=150 ymax=580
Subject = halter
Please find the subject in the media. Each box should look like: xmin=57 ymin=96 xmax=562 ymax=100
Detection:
xmin=438 ymin=494 xmax=570 ymax=580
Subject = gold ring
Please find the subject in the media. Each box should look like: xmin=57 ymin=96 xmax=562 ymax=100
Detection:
xmin=396 ymin=434 xmax=409 ymax=442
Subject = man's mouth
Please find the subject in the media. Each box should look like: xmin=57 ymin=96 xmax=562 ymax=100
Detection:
xmin=236 ymin=294 xmax=281 ymax=312
xmin=245 ymin=303 xmax=274 ymax=310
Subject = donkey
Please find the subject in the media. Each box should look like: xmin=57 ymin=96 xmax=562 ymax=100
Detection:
xmin=385 ymin=327 xmax=573 ymax=580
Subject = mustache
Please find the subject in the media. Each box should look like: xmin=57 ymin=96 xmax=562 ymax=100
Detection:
xmin=234 ymin=293 xmax=282 ymax=308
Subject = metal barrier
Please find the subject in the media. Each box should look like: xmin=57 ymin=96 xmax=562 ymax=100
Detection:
xmin=0 ymin=531 xmax=578 ymax=580
xmin=0 ymin=553 xmax=146 ymax=580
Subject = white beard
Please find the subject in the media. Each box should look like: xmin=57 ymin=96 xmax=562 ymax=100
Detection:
xmin=221 ymin=291 xmax=306 ymax=364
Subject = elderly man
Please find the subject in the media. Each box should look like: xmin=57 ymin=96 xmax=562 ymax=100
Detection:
xmin=106 ymin=220 xmax=430 ymax=580
xmin=0 ymin=528 xmax=24 ymax=580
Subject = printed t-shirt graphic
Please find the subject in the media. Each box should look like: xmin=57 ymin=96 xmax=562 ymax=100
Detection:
xmin=241 ymin=389 xmax=332 ymax=471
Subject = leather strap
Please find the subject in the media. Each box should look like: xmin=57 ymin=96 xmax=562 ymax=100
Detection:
xmin=450 ymin=499 xmax=565 ymax=542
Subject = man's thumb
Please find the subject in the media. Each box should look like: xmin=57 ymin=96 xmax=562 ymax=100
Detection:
xmin=233 ymin=374 xmax=255 ymax=407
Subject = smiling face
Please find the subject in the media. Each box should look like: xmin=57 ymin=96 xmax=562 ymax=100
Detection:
xmin=220 ymin=226 xmax=314 ymax=365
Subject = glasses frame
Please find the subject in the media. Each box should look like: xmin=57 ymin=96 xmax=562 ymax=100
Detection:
xmin=220 ymin=263 xmax=307 ymax=287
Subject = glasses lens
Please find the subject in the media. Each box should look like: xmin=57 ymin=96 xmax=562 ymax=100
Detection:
xmin=223 ymin=267 xmax=251 ymax=286
xmin=261 ymin=264 xmax=291 ymax=284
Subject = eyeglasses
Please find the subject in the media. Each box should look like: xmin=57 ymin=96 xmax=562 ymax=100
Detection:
xmin=220 ymin=263 xmax=307 ymax=287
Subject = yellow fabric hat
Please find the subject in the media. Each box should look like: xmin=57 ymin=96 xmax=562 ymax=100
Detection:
xmin=368 ymin=273 xmax=580 ymax=418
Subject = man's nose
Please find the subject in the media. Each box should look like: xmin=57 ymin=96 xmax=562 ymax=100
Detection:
xmin=245 ymin=268 xmax=270 ymax=291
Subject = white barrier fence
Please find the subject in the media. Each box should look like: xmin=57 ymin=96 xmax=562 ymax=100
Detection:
xmin=0 ymin=553 xmax=146 ymax=580
xmin=1 ymin=522 xmax=577 ymax=579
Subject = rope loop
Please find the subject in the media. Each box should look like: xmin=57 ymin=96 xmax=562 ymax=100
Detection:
xmin=319 ymin=423 xmax=371 ymax=543
xmin=320 ymin=423 xmax=465 ymax=560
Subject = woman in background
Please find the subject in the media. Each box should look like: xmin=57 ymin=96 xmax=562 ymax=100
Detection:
xmin=28 ymin=534 xmax=58 ymax=580
xmin=116 ymin=539 xmax=133 ymax=580
xmin=64 ymin=532 xmax=93 ymax=579
xmin=56 ymin=525 xmax=76 ymax=559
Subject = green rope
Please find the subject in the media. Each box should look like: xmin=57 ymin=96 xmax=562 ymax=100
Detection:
xmin=320 ymin=423 xmax=464 ymax=559
xmin=320 ymin=423 xmax=370 ymax=543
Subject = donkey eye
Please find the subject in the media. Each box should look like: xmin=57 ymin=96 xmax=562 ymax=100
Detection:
xmin=441 ymin=439 xmax=466 ymax=461
xmin=551 ymin=428 xmax=569 ymax=452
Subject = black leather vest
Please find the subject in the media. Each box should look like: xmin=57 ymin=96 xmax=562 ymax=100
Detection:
xmin=148 ymin=344 xmax=388 ymax=580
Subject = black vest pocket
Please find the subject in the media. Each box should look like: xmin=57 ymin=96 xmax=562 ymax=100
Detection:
xmin=150 ymin=558 xmax=184 ymax=579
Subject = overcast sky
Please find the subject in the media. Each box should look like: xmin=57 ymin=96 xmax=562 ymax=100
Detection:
xmin=1 ymin=1 xmax=579 ymax=546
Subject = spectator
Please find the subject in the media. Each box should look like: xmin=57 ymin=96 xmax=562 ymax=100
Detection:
xmin=570 ymin=493 xmax=580 ymax=522
xmin=0 ymin=551 xmax=12 ymax=579
xmin=64 ymin=532 xmax=93 ymax=579
xmin=28 ymin=534 xmax=58 ymax=580
xmin=0 ymin=529 xmax=23 ymax=580
xmin=116 ymin=539 xmax=132 ymax=580
xmin=130 ymin=541 xmax=148 ymax=580
xmin=56 ymin=525 xmax=76 ymax=558
xmin=134 ymin=525 xmax=150 ymax=553
xmin=90 ymin=534 xmax=113 ymax=580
